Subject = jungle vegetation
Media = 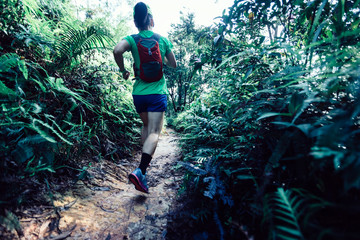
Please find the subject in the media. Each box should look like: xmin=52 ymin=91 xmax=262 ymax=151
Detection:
xmin=0 ymin=0 xmax=140 ymax=234
xmin=1 ymin=0 xmax=360 ymax=239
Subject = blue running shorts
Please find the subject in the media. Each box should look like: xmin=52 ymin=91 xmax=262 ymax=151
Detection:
xmin=132 ymin=94 xmax=167 ymax=113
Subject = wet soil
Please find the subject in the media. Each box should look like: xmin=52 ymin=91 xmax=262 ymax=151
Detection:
xmin=9 ymin=129 xmax=183 ymax=240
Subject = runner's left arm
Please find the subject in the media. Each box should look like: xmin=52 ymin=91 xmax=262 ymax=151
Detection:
xmin=165 ymin=51 xmax=177 ymax=68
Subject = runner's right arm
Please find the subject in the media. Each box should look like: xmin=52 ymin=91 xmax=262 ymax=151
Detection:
xmin=113 ymin=40 xmax=131 ymax=79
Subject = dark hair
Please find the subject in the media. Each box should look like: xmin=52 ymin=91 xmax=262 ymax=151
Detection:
xmin=134 ymin=2 xmax=152 ymax=30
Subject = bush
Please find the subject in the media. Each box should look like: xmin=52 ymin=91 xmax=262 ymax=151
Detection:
xmin=172 ymin=0 xmax=360 ymax=239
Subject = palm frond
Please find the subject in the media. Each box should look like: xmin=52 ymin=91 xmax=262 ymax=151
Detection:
xmin=54 ymin=23 xmax=113 ymax=66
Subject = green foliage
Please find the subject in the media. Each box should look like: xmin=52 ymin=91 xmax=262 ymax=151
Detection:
xmin=53 ymin=23 xmax=114 ymax=69
xmin=1 ymin=53 xmax=73 ymax=177
xmin=264 ymin=188 xmax=305 ymax=240
xmin=0 ymin=0 xmax=139 ymax=233
xmin=172 ymin=0 xmax=360 ymax=239
xmin=166 ymin=13 xmax=215 ymax=115
xmin=0 ymin=210 xmax=22 ymax=235
xmin=0 ymin=0 xmax=25 ymax=36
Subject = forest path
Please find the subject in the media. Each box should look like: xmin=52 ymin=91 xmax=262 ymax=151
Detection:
xmin=19 ymin=129 xmax=182 ymax=240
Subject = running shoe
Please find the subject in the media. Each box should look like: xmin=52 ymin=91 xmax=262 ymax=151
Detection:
xmin=128 ymin=168 xmax=149 ymax=193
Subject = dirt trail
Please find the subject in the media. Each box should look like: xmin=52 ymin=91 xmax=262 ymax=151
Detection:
xmin=18 ymin=129 xmax=182 ymax=240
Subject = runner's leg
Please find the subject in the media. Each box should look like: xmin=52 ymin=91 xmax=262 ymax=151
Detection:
xmin=142 ymin=112 xmax=164 ymax=156
xmin=137 ymin=111 xmax=164 ymax=175
xmin=129 ymin=95 xmax=165 ymax=192
xmin=139 ymin=112 xmax=149 ymax=145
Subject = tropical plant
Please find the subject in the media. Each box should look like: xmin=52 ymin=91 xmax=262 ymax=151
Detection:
xmin=165 ymin=13 xmax=215 ymax=115
xmin=52 ymin=23 xmax=114 ymax=70
xmin=264 ymin=188 xmax=306 ymax=240
xmin=170 ymin=0 xmax=360 ymax=239
xmin=0 ymin=0 xmax=140 ymax=234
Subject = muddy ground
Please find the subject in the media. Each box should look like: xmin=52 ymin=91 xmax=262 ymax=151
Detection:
xmin=4 ymin=129 xmax=187 ymax=240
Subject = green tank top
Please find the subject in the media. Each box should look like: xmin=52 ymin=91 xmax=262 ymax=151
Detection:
xmin=124 ymin=30 xmax=173 ymax=95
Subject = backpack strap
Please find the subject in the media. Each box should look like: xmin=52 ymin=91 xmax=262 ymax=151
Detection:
xmin=131 ymin=33 xmax=161 ymax=43
xmin=131 ymin=34 xmax=141 ymax=44
xmin=151 ymin=33 xmax=161 ymax=42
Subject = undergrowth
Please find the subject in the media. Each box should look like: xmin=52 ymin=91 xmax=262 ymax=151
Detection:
xmin=0 ymin=0 xmax=140 ymax=235
xmin=168 ymin=0 xmax=360 ymax=239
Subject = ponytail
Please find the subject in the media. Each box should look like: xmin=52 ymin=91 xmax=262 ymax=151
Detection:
xmin=134 ymin=2 xmax=152 ymax=30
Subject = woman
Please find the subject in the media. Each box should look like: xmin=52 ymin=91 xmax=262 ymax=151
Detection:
xmin=113 ymin=2 xmax=177 ymax=193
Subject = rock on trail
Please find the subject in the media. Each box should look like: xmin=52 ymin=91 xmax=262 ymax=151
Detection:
xmin=18 ymin=129 xmax=182 ymax=240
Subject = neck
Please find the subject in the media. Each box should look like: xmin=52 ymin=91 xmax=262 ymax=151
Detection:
xmin=139 ymin=27 xmax=152 ymax=31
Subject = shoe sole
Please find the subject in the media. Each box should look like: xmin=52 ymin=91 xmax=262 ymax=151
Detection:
xmin=129 ymin=173 xmax=149 ymax=193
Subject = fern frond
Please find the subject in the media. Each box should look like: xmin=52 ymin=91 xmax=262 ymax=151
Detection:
xmin=3 ymin=127 xmax=24 ymax=136
xmin=178 ymin=161 xmax=207 ymax=176
xmin=17 ymin=134 xmax=49 ymax=146
xmin=0 ymin=80 xmax=16 ymax=96
xmin=46 ymin=77 xmax=93 ymax=110
xmin=265 ymin=188 xmax=305 ymax=240
xmin=11 ymin=134 xmax=52 ymax=163
xmin=0 ymin=53 xmax=20 ymax=73
xmin=28 ymin=121 xmax=56 ymax=143
xmin=30 ymin=118 xmax=72 ymax=145
xmin=0 ymin=53 xmax=28 ymax=80
xmin=203 ymin=176 xmax=216 ymax=199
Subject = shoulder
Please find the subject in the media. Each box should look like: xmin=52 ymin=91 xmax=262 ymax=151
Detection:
xmin=123 ymin=35 xmax=136 ymax=46
xmin=149 ymin=32 xmax=173 ymax=50
xmin=159 ymin=35 xmax=173 ymax=51
xmin=156 ymin=34 xmax=171 ymax=46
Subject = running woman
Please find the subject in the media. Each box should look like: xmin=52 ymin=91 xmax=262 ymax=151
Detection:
xmin=113 ymin=2 xmax=177 ymax=193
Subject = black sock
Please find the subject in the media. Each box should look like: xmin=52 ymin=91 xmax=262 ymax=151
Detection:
xmin=139 ymin=153 xmax=152 ymax=175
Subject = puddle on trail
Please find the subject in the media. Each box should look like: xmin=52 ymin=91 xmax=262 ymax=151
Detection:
xmin=18 ymin=129 xmax=182 ymax=240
